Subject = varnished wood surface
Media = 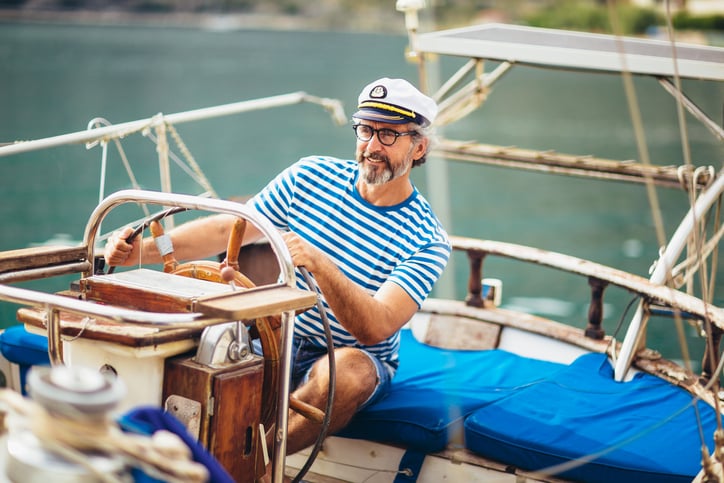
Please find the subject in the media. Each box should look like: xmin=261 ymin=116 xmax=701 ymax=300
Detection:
xmin=0 ymin=245 xmax=87 ymax=274
xmin=17 ymin=307 xmax=201 ymax=348
xmin=16 ymin=268 xmax=315 ymax=348
xmin=197 ymin=286 xmax=317 ymax=320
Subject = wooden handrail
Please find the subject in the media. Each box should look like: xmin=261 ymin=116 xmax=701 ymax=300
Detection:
xmin=0 ymin=245 xmax=87 ymax=275
xmin=451 ymin=235 xmax=723 ymax=331
xmin=436 ymin=139 xmax=713 ymax=189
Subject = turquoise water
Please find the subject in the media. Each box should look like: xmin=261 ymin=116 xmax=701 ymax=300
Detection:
xmin=0 ymin=21 xmax=722 ymax=366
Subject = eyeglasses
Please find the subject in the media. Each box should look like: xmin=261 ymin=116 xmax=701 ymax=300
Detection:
xmin=352 ymin=124 xmax=417 ymax=146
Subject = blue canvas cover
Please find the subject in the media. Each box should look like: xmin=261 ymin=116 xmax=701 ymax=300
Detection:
xmin=339 ymin=329 xmax=564 ymax=451
xmin=464 ymin=352 xmax=717 ymax=483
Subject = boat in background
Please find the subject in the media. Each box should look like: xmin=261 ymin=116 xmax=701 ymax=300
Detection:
xmin=0 ymin=2 xmax=722 ymax=482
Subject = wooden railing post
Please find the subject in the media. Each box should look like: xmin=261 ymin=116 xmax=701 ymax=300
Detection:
xmin=701 ymin=325 xmax=723 ymax=385
xmin=586 ymin=277 xmax=607 ymax=339
xmin=465 ymin=250 xmax=487 ymax=308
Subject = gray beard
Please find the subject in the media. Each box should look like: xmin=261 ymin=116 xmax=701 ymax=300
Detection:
xmin=358 ymin=153 xmax=409 ymax=186
xmin=360 ymin=162 xmax=393 ymax=185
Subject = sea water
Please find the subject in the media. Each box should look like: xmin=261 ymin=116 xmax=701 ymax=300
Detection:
xmin=0 ymin=20 xmax=722 ymax=366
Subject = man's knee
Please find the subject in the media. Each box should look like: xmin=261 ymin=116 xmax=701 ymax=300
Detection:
xmin=311 ymin=348 xmax=377 ymax=397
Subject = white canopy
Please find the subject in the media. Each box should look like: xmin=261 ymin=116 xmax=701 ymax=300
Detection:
xmin=417 ymin=23 xmax=724 ymax=81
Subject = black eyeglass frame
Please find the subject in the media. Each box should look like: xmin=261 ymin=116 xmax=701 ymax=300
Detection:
xmin=352 ymin=123 xmax=419 ymax=146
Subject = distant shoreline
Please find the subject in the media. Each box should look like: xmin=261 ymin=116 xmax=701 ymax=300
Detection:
xmin=0 ymin=8 xmax=411 ymax=34
xmin=1 ymin=7 xmax=719 ymax=46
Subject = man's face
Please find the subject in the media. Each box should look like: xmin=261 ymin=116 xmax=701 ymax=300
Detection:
xmin=354 ymin=121 xmax=422 ymax=186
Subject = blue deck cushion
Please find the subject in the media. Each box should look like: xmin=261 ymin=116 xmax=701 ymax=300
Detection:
xmin=0 ymin=325 xmax=50 ymax=394
xmin=464 ymin=352 xmax=717 ymax=483
xmin=0 ymin=325 xmax=49 ymax=367
xmin=338 ymin=329 xmax=564 ymax=452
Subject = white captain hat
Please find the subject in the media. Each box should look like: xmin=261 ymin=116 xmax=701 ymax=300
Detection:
xmin=353 ymin=77 xmax=437 ymax=127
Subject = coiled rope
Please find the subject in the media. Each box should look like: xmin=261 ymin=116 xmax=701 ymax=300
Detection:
xmin=0 ymin=389 xmax=209 ymax=483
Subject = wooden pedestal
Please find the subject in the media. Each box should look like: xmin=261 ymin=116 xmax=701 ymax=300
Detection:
xmin=163 ymin=354 xmax=266 ymax=482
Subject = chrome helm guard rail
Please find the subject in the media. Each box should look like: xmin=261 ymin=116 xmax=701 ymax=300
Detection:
xmin=82 ymin=189 xmax=296 ymax=285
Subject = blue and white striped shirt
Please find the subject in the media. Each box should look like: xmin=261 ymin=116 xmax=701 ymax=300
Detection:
xmin=251 ymin=156 xmax=450 ymax=367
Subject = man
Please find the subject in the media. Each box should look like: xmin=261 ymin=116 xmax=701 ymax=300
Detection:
xmin=105 ymin=77 xmax=451 ymax=456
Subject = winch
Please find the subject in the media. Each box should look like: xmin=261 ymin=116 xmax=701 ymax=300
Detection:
xmin=4 ymin=365 xmax=129 ymax=483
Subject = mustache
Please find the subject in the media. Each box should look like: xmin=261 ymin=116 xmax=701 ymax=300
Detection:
xmin=360 ymin=151 xmax=390 ymax=166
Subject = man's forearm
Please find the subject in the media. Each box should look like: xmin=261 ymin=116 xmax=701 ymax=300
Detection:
xmin=310 ymin=257 xmax=399 ymax=345
xmin=121 ymin=213 xmax=262 ymax=266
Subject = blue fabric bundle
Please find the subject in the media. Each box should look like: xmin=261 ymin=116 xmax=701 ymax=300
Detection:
xmin=119 ymin=407 xmax=235 ymax=483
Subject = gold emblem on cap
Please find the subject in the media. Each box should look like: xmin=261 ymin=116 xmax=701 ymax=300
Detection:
xmin=370 ymin=85 xmax=387 ymax=99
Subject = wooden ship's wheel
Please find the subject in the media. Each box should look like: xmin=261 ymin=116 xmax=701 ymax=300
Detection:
xmin=153 ymin=217 xmax=325 ymax=419
xmin=153 ymin=218 xmax=282 ymax=429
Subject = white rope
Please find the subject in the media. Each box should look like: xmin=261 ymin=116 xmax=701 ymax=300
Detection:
xmin=167 ymin=122 xmax=219 ymax=199
xmin=60 ymin=316 xmax=94 ymax=342
xmin=87 ymin=117 xmax=151 ymax=218
xmin=0 ymin=389 xmax=209 ymax=483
